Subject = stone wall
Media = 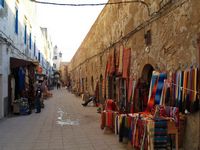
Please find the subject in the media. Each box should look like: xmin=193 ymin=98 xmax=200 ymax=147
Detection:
xmin=69 ymin=0 xmax=200 ymax=149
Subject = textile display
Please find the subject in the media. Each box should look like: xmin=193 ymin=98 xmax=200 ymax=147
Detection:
xmin=122 ymin=48 xmax=131 ymax=78
xmin=151 ymin=105 xmax=179 ymax=126
xmin=115 ymin=46 xmax=120 ymax=73
xmin=118 ymin=45 xmax=124 ymax=75
xmin=154 ymin=119 xmax=168 ymax=149
xmin=101 ymin=99 xmax=119 ymax=129
xmin=101 ymin=109 xmax=182 ymax=149
xmin=105 ymin=99 xmax=117 ymax=111
xmin=101 ymin=110 xmax=118 ymax=130
xmin=119 ymin=79 xmax=127 ymax=112
xmin=115 ymin=115 xmax=119 ymax=134
xmin=155 ymin=73 xmax=167 ymax=105
xmin=147 ymin=120 xmax=155 ymax=150
xmin=160 ymin=79 xmax=171 ymax=105
xmin=147 ymin=79 xmax=158 ymax=112
xmin=130 ymin=80 xmax=137 ymax=102
xmin=128 ymin=79 xmax=133 ymax=103
xmin=148 ymin=71 xmax=160 ymax=100
xmin=167 ymin=67 xmax=199 ymax=113
xmin=130 ymin=80 xmax=137 ymax=113
xmin=115 ymin=77 xmax=120 ymax=103
xmin=106 ymin=111 xmax=113 ymax=128
xmin=119 ymin=115 xmax=131 ymax=142
xmin=102 ymin=78 xmax=105 ymax=99
xmin=106 ymin=49 xmax=115 ymax=76
xmin=100 ymin=44 xmax=199 ymax=149
xmin=18 ymin=67 xmax=25 ymax=91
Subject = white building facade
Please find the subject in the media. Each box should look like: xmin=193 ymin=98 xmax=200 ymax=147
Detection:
xmin=0 ymin=0 xmax=53 ymax=118
xmin=37 ymin=27 xmax=53 ymax=77
xmin=53 ymin=45 xmax=62 ymax=72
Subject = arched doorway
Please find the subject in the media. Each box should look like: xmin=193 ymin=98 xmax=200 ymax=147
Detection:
xmin=141 ymin=64 xmax=154 ymax=86
xmin=81 ymin=78 xmax=84 ymax=93
xmin=138 ymin=64 xmax=154 ymax=111
xmin=91 ymin=76 xmax=94 ymax=93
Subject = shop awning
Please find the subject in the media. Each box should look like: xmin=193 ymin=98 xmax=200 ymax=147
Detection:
xmin=10 ymin=57 xmax=38 ymax=69
xmin=32 ymin=61 xmax=39 ymax=66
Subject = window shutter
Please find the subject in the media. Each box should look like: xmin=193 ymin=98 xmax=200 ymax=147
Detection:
xmin=29 ymin=33 xmax=32 ymax=49
xmin=0 ymin=0 xmax=4 ymax=8
xmin=15 ymin=8 xmax=18 ymax=34
xmin=34 ymin=42 xmax=36 ymax=56
xmin=24 ymin=25 xmax=27 ymax=44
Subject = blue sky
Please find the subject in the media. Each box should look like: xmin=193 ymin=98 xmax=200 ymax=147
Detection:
xmin=37 ymin=0 xmax=108 ymax=62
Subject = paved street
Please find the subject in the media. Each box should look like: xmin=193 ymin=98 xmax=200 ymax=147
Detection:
xmin=0 ymin=89 xmax=127 ymax=150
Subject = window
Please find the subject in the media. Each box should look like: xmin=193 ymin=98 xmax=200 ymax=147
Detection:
xmin=29 ymin=33 xmax=32 ymax=49
xmin=41 ymin=57 xmax=43 ymax=65
xmin=34 ymin=41 xmax=36 ymax=56
xmin=24 ymin=25 xmax=27 ymax=44
xmin=144 ymin=30 xmax=152 ymax=46
xmin=0 ymin=0 xmax=4 ymax=8
xmin=38 ymin=52 xmax=40 ymax=62
xmin=54 ymin=56 xmax=57 ymax=60
xmin=15 ymin=8 xmax=18 ymax=34
xmin=59 ymin=52 xmax=62 ymax=57
xmin=42 ymin=56 xmax=43 ymax=66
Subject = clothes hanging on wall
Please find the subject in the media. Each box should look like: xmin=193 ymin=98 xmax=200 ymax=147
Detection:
xmin=100 ymin=63 xmax=200 ymax=150
xmin=122 ymin=48 xmax=131 ymax=78
xmin=130 ymin=80 xmax=137 ymax=113
xmin=148 ymin=71 xmax=160 ymax=100
xmin=128 ymin=79 xmax=133 ymax=103
xmin=110 ymin=48 xmax=115 ymax=75
xmin=162 ymin=67 xmax=199 ymax=113
xmin=118 ymin=45 xmax=124 ymax=75
xmin=119 ymin=78 xmax=127 ymax=112
xmin=115 ymin=46 xmax=120 ymax=73
xmin=155 ymin=73 xmax=167 ymax=105
xmin=101 ymin=99 xmax=118 ymax=130
xmin=119 ymin=115 xmax=131 ymax=142
xmin=18 ymin=67 xmax=25 ymax=92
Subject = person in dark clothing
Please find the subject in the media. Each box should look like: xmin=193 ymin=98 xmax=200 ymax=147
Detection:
xmin=82 ymin=95 xmax=97 ymax=106
xmin=57 ymin=81 xmax=61 ymax=89
xmin=35 ymin=83 xmax=42 ymax=113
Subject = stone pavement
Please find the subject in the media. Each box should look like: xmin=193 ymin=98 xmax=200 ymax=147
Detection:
xmin=0 ymin=88 xmax=127 ymax=150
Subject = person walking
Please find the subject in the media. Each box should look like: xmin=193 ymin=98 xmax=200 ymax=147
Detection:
xmin=35 ymin=82 xmax=42 ymax=113
xmin=57 ymin=80 xmax=61 ymax=89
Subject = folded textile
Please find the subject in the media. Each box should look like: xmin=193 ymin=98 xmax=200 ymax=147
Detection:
xmin=154 ymin=119 xmax=168 ymax=149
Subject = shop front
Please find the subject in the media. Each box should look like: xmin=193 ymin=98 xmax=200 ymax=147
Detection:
xmin=8 ymin=57 xmax=38 ymax=115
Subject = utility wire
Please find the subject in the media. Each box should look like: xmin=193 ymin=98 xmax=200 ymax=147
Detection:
xmin=30 ymin=0 xmax=149 ymax=7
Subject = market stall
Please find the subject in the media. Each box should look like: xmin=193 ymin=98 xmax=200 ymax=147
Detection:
xmin=100 ymin=46 xmax=198 ymax=149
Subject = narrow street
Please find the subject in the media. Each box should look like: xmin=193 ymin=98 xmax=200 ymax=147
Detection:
xmin=0 ymin=89 xmax=126 ymax=150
